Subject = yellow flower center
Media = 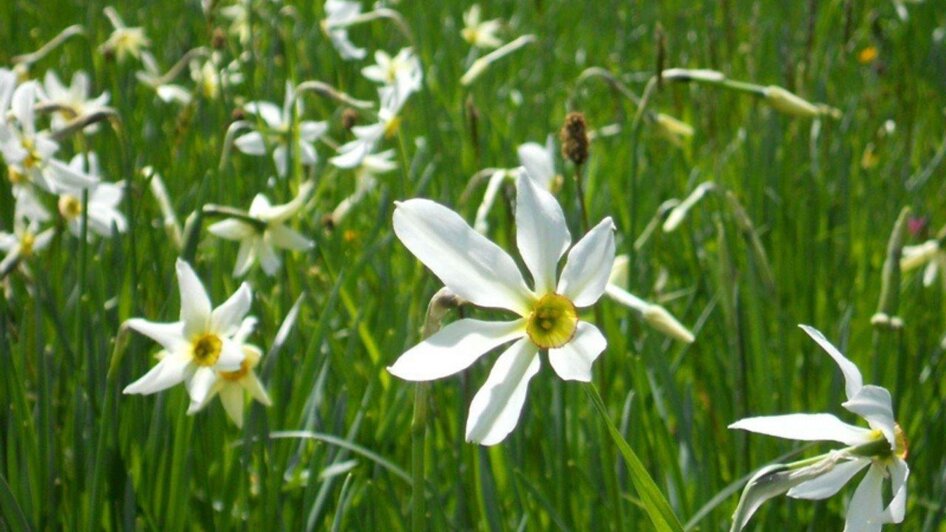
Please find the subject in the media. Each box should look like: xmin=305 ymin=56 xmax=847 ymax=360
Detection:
xmin=191 ymin=333 xmax=223 ymax=367
xmin=21 ymin=138 xmax=40 ymax=169
xmin=219 ymin=358 xmax=251 ymax=381
xmin=8 ymin=167 xmax=25 ymax=185
xmin=525 ymin=293 xmax=578 ymax=349
xmin=384 ymin=116 xmax=402 ymax=139
xmin=58 ymin=194 xmax=83 ymax=220
xmin=20 ymin=231 xmax=35 ymax=257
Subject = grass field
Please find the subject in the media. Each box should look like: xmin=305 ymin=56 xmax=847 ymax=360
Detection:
xmin=2 ymin=0 xmax=945 ymax=530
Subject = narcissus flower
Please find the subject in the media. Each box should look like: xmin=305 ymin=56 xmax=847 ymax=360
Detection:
xmin=207 ymin=182 xmax=314 ymax=277
xmin=39 ymin=70 xmax=111 ymax=133
xmin=361 ymin=48 xmax=423 ymax=101
xmin=461 ymin=5 xmax=503 ymax=49
xmin=57 ymin=153 xmax=127 ymax=239
xmin=389 ymin=174 xmax=615 ymax=445
xmin=122 ymin=259 xmax=253 ymax=406
xmin=729 ymin=325 xmax=908 ymax=532
xmin=901 ymin=239 xmax=946 ymax=288
xmin=322 ymin=0 xmax=368 ymax=61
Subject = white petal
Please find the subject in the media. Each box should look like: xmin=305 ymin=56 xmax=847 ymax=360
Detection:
xmin=799 ymin=324 xmax=863 ymax=400
xmin=45 ymin=158 xmax=99 ymax=192
xmin=273 ymin=145 xmax=289 ymax=177
xmin=216 ymin=339 xmax=245 ymax=371
xmin=210 ymin=282 xmax=252 ymax=336
xmin=123 ymin=354 xmax=192 ymax=395
xmin=233 ymin=240 xmax=257 ymax=277
xmin=248 ymin=194 xmax=272 ymax=216
xmin=208 ymin=219 xmax=255 ymax=240
xmin=300 ymin=121 xmax=328 ymax=142
xmin=259 ymin=181 xmax=313 ymax=222
xmin=234 ymin=131 xmax=267 ymax=155
xmin=557 ymin=217 xmax=616 ymax=307
xmin=787 ymin=458 xmax=871 ymax=500
xmin=185 ymin=366 xmax=218 ymax=404
xmin=330 ymin=138 xmax=372 ymax=169
xmin=473 ymin=169 xmax=509 ymax=235
xmin=547 ymin=322 xmax=606 ymax=381
xmin=219 ymin=384 xmax=245 ymax=428
xmin=842 ymin=385 xmax=896 ymax=447
xmin=269 ymin=225 xmax=313 ymax=251
xmin=844 ymin=464 xmax=885 ymax=532
xmin=245 ymin=101 xmax=282 ymax=128
xmin=878 ymin=459 xmax=908 ymax=524
xmin=241 ymin=371 xmax=273 ymax=406
xmin=465 ymin=338 xmax=540 ymax=445
xmin=258 ymin=239 xmax=282 ymax=275
xmin=297 ymin=140 xmax=318 ymax=165
xmin=517 ymin=139 xmax=555 ymax=189
xmin=388 ymin=318 xmax=526 ymax=381
xmin=515 ymin=173 xmax=570 ymax=294
xmin=728 ymin=413 xmax=874 ymax=446
xmin=186 ymin=379 xmax=222 ymax=414
xmin=393 ymin=199 xmax=533 ymax=315
xmin=176 ymin=258 xmax=211 ymax=337
xmin=12 ymin=82 xmax=36 ymax=133
xmin=923 ymin=261 xmax=938 ymax=286
xmin=125 ymin=318 xmax=186 ymax=354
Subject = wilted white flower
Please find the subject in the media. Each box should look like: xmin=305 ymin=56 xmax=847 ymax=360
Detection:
xmin=389 ymin=174 xmax=615 ymax=445
xmin=322 ymin=0 xmax=367 ymax=61
xmin=39 ymin=70 xmax=111 ymax=133
xmin=207 ymin=182 xmax=314 ymax=277
xmin=461 ymin=5 xmax=503 ymax=49
xmin=235 ymin=82 xmax=328 ymax=177
xmin=729 ymin=325 xmax=908 ymax=531
xmin=57 ymin=153 xmax=126 ymax=239
xmin=123 ymin=259 xmax=252 ymax=406
xmin=185 ymin=318 xmax=272 ymax=428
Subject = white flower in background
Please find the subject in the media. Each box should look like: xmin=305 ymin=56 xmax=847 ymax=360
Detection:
xmin=100 ymin=7 xmax=151 ymax=63
xmin=329 ymin=149 xmax=398 ymax=225
xmin=330 ymin=86 xmax=405 ymax=169
xmin=185 ymin=325 xmax=272 ymax=428
xmin=123 ymin=259 xmax=252 ymax=406
xmin=219 ymin=2 xmax=252 ymax=45
xmin=235 ymin=83 xmax=328 ymax=177
xmin=461 ymin=4 xmax=503 ymax=49
xmin=322 ymin=0 xmax=367 ymax=61
xmin=901 ymin=239 xmax=946 ymax=288
xmin=57 ymin=154 xmax=127 ymax=239
xmin=207 ymin=182 xmax=315 ymax=277
xmin=39 ymin=70 xmax=111 ymax=133
xmin=473 ymin=137 xmax=557 ymax=234
xmin=729 ymin=325 xmax=908 ymax=531
xmin=135 ymin=52 xmax=191 ymax=105
xmin=0 ymin=199 xmax=55 ymax=273
xmin=190 ymin=55 xmax=244 ymax=101
xmin=389 ymin=174 xmax=616 ymax=445
xmin=0 ymin=82 xmax=99 ymax=194
xmin=605 ymin=255 xmax=694 ymax=343
xmin=361 ymin=48 xmax=423 ymax=100
xmin=1 ymin=68 xmax=19 ymax=119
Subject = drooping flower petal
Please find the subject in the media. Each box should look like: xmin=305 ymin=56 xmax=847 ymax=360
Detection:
xmin=388 ymin=318 xmax=526 ymax=381
xmin=844 ymin=463 xmax=885 ymax=532
xmin=123 ymin=353 xmax=192 ymax=395
xmin=233 ymin=240 xmax=258 ymax=277
xmin=515 ymin=173 xmax=570 ymax=294
xmin=176 ymin=259 xmax=212 ymax=337
xmin=269 ymin=225 xmax=313 ymax=250
xmin=787 ymin=457 xmax=871 ymax=500
xmin=393 ymin=198 xmax=533 ymax=314
xmin=210 ymin=282 xmax=252 ymax=336
xmin=842 ymin=385 xmax=896 ymax=448
xmin=557 ymin=217 xmax=616 ymax=307
xmin=799 ymin=324 xmax=863 ymax=400
xmin=258 ymin=238 xmax=282 ymax=275
xmin=208 ymin=219 xmax=256 ymax=240
xmin=465 ymin=339 xmax=541 ymax=445
xmin=547 ymin=322 xmax=606 ymax=382
xmin=729 ymin=413 xmax=874 ymax=446
xmin=878 ymin=459 xmax=909 ymax=524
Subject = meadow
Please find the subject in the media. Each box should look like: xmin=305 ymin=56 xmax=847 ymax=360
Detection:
xmin=1 ymin=0 xmax=945 ymax=530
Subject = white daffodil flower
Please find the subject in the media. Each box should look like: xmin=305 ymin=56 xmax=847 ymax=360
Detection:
xmin=361 ymin=48 xmax=423 ymax=101
xmin=207 ymin=182 xmax=314 ymax=277
xmin=100 ymin=7 xmax=151 ymax=63
xmin=330 ymin=86 xmax=405 ymax=170
xmin=123 ymin=259 xmax=253 ymax=406
xmin=322 ymin=0 xmax=368 ymax=61
xmin=57 ymin=154 xmax=127 ymax=239
xmin=0 ymin=82 xmax=99 ymax=194
xmin=0 ymin=199 xmax=55 ymax=273
xmin=185 ymin=318 xmax=272 ymax=428
xmin=389 ymin=174 xmax=616 ymax=445
xmin=461 ymin=4 xmax=503 ymax=49
xmin=39 ymin=70 xmax=111 ymax=133
xmin=729 ymin=325 xmax=909 ymax=532
xmin=235 ymin=82 xmax=328 ymax=177
xmin=901 ymin=239 xmax=946 ymax=288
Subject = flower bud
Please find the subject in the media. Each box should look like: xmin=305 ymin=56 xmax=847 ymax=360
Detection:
xmin=559 ymin=112 xmax=589 ymax=165
xmin=763 ymin=86 xmax=820 ymax=118
xmin=642 ymin=304 xmax=695 ymax=343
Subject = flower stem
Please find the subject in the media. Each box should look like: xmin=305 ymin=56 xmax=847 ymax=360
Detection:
xmin=573 ymin=162 xmax=590 ymax=233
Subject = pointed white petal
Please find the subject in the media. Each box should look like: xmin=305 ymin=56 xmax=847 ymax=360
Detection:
xmin=241 ymin=371 xmax=273 ymax=406
xmin=298 ymin=140 xmax=318 ymax=165
xmin=799 ymin=324 xmax=863 ymax=400
xmin=842 ymin=385 xmax=896 ymax=447
xmin=388 ymin=318 xmax=526 ymax=381
xmin=125 ymin=318 xmax=186 ymax=353
xmin=269 ymin=225 xmax=313 ymax=251
xmin=219 ymin=384 xmax=245 ymax=428
xmin=234 ymin=131 xmax=267 ymax=155
xmin=300 ymin=121 xmax=328 ymax=142
xmin=210 ymin=282 xmax=252 ymax=336
xmin=233 ymin=240 xmax=257 ymax=277
xmin=515 ymin=173 xmax=570 ymax=294
xmin=273 ymin=145 xmax=289 ymax=177
xmin=176 ymin=259 xmax=212 ymax=337
xmin=208 ymin=219 xmax=255 ymax=240
xmin=548 ymin=322 xmax=606 ymax=381
xmin=729 ymin=413 xmax=874 ymax=446
xmin=517 ymin=139 xmax=555 ymax=189
xmin=787 ymin=458 xmax=871 ymax=500
xmin=45 ymin=158 xmax=99 ymax=192
xmin=185 ymin=366 xmax=219 ymax=405
xmin=123 ymin=354 xmax=192 ymax=395
xmin=878 ymin=459 xmax=908 ymax=524
xmin=557 ymin=217 xmax=616 ymax=307
xmin=216 ymin=339 xmax=245 ymax=371
xmin=244 ymin=101 xmax=282 ymax=128
xmin=465 ymin=339 xmax=540 ymax=445
xmin=258 ymin=239 xmax=282 ymax=275
xmin=393 ymin=199 xmax=533 ymax=314
xmin=259 ymin=181 xmax=312 ymax=222
xmin=186 ymin=379 xmax=222 ymax=414
xmin=844 ymin=464 xmax=885 ymax=532
xmin=473 ymin=169 xmax=509 ymax=234
xmin=12 ymin=82 xmax=36 ymax=133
